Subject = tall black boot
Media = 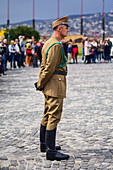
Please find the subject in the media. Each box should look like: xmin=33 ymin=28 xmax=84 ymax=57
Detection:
xmin=40 ymin=125 xmax=61 ymax=152
xmin=40 ymin=124 xmax=46 ymax=152
xmin=45 ymin=128 xmax=69 ymax=161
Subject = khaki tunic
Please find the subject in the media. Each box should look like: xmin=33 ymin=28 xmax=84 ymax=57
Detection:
xmin=37 ymin=34 xmax=67 ymax=98
xmin=37 ymin=35 xmax=67 ymax=130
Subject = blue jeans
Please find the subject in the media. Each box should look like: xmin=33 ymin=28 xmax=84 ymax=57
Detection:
xmin=108 ymin=54 xmax=111 ymax=61
xmin=97 ymin=52 xmax=102 ymax=61
xmin=2 ymin=54 xmax=6 ymax=71
xmin=10 ymin=53 xmax=15 ymax=68
xmin=33 ymin=55 xmax=38 ymax=67
xmin=92 ymin=51 xmax=97 ymax=62
xmin=82 ymin=48 xmax=84 ymax=61
xmin=102 ymin=52 xmax=106 ymax=61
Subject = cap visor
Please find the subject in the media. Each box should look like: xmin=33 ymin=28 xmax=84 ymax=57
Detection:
xmin=63 ymin=24 xmax=70 ymax=27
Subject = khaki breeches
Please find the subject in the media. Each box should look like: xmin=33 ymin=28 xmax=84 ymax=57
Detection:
xmin=68 ymin=53 xmax=72 ymax=63
xmin=41 ymin=95 xmax=63 ymax=130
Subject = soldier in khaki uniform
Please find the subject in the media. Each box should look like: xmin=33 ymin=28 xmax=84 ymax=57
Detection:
xmin=35 ymin=16 xmax=70 ymax=161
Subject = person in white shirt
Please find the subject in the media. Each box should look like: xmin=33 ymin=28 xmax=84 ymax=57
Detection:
xmin=9 ymin=40 xmax=16 ymax=69
xmin=15 ymin=39 xmax=21 ymax=68
xmin=84 ymin=37 xmax=91 ymax=63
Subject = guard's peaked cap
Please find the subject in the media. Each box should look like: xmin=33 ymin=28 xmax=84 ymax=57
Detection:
xmin=52 ymin=16 xmax=69 ymax=29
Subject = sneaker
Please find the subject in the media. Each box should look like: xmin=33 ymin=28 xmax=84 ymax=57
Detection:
xmin=81 ymin=60 xmax=84 ymax=63
xmin=3 ymin=72 xmax=7 ymax=75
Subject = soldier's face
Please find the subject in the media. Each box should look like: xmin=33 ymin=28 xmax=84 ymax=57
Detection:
xmin=60 ymin=25 xmax=69 ymax=38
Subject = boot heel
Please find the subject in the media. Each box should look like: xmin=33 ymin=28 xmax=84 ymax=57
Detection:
xmin=46 ymin=152 xmax=55 ymax=160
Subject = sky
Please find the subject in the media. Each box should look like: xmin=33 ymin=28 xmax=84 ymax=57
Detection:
xmin=0 ymin=0 xmax=113 ymax=25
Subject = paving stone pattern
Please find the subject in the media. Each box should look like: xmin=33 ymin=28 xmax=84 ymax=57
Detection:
xmin=0 ymin=61 xmax=113 ymax=169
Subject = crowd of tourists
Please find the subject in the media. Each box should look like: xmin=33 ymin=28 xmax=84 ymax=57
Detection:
xmin=64 ymin=37 xmax=112 ymax=64
xmin=0 ymin=35 xmax=46 ymax=76
xmin=82 ymin=37 xmax=112 ymax=64
xmin=0 ymin=35 xmax=112 ymax=76
xmin=61 ymin=37 xmax=112 ymax=64
xmin=63 ymin=39 xmax=79 ymax=64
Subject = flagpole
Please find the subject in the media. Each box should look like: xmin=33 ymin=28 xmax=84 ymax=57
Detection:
xmin=102 ymin=0 xmax=105 ymax=41
xmin=81 ymin=0 xmax=83 ymax=35
xmin=7 ymin=0 xmax=10 ymax=44
xmin=33 ymin=0 xmax=35 ymax=29
xmin=58 ymin=0 xmax=59 ymax=18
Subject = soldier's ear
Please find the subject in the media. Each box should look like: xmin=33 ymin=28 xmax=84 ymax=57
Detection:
xmin=57 ymin=25 xmax=62 ymax=32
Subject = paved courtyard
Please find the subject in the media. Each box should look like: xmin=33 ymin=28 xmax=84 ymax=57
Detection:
xmin=0 ymin=60 xmax=113 ymax=170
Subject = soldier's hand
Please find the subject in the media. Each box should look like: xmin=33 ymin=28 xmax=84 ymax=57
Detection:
xmin=34 ymin=82 xmax=44 ymax=91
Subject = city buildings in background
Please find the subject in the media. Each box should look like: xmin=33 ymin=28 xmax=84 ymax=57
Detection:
xmin=0 ymin=12 xmax=113 ymax=38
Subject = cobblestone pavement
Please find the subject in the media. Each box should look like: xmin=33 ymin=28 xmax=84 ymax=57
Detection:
xmin=0 ymin=60 xmax=113 ymax=170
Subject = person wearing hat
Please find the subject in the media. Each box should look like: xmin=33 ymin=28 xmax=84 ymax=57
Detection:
xmin=35 ymin=16 xmax=70 ymax=160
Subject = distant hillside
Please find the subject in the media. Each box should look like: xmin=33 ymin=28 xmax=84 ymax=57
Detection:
xmin=10 ymin=19 xmax=53 ymax=26
xmin=0 ymin=12 xmax=113 ymax=36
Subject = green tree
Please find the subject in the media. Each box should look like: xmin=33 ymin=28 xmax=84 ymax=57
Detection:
xmin=5 ymin=26 xmax=40 ymax=43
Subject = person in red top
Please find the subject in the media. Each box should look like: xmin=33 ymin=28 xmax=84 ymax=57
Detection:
xmin=72 ymin=43 xmax=78 ymax=64
xmin=25 ymin=39 xmax=32 ymax=66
